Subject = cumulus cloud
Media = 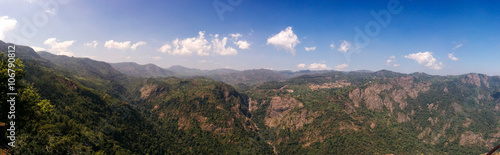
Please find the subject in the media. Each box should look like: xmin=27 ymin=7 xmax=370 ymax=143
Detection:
xmin=158 ymin=31 xmax=243 ymax=56
xmin=305 ymin=46 xmax=316 ymax=51
xmin=386 ymin=59 xmax=393 ymax=65
xmin=84 ymin=40 xmax=98 ymax=48
xmin=229 ymin=33 xmax=242 ymax=40
xmin=212 ymin=34 xmax=237 ymax=55
xmin=297 ymin=63 xmax=306 ymax=68
xmin=131 ymin=41 xmax=147 ymax=50
xmin=338 ymin=40 xmax=351 ymax=52
xmin=104 ymin=40 xmax=146 ymax=50
xmin=44 ymin=38 xmax=75 ymax=56
xmin=0 ymin=16 xmax=18 ymax=40
xmin=104 ymin=40 xmax=131 ymax=50
xmin=405 ymin=51 xmax=443 ymax=70
xmin=30 ymin=46 xmax=46 ymax=52
xmin=158 ymin=44 xmax=172 ymax=53
xmin=298 ymin=63 xmax=333 ymax=70
xmin=234 ymin=40 xmax=250 ymax=49
xmin=452 ymin=43 xmax=463 ymax=50
xmin=334 ymin=63 xmax=349 ymax=71
xmin=330 ymin=43 xmax=335 ymax=49
xmin=44 ymin=8 xmax=56 ymax=15
xmin=157 ymin=31 xmax=212 ymax=56
xmin=309 ymin=63 xmax=330 ymax=70
xmin=386 ymin=55 xmax=400 ymax=67
xmin=267 ymin=26 xmax=300 ymax=55
xmin=448 ymin=53 xmax=459 ymax=61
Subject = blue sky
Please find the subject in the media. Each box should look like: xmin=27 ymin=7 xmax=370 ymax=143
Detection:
xmin=0 ymin=0 xmax=499 ymax=75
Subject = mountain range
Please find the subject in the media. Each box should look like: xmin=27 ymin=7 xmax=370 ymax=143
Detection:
xmin=1 ymin=40 xmax=500 ymax=154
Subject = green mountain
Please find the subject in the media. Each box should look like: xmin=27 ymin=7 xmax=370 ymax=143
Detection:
xmin=210 ymin=69 xmax=291 ymax=87
xmin=166 ymin=65 xmax=238 ymax=77
xmin=110 ymin=62 xmax=175 ymax=78
xmin=247 ymin=71 xmax=500 ymax=154
xmin=0 ymin=41 xmax=271 ymax=154
xmin=112 ymin=63 xmax=332 ymax=90
xmin=37 ymin=51 xmax=132 ymax=100
xmin=1 ymin=40 xmax=500 ymax=154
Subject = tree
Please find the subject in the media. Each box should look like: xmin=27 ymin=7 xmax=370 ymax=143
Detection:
xmin=0 ymin=53 xmax=53 ymax=153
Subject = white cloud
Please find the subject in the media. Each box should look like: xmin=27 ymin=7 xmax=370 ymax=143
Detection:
xmin=131 ymin=41 xmax=147 ymax=50
xmin=104 ymin=40 xmax=147 ymax=50
xmin=44 ymin=38 xmax=75 ymax=56
xmin=309 ymin=63 xmax=330 ymax=70
xmin=452 ymin=43 xmax=463 ymax=50
xmin=298 ymin=63 xmax=332 ymax=70
xmin=126 ymin=56 xmax=131 ymax=60
xmin=330 ymin=43 xmax=335 ymax=49
xmin=229 ymin=33 xmax=242 ymax=40
xmin=30 ymin=46 xmax=46 ymax=52
xmin=386 ymin=59 xmax=393 ymax=65
xmin=334 ymin=63 xmax=349 ymax=71
xmin=185 ymin=32 xmax=211 ymax=55
xmin=297 ymin=63 xmax=306 ymax=68
xmin=448 ymin=53 xmax=459 ymax=61
xmin=234 ymin=40 xmax=250 ymax=49
xmin=84 ymin=40 xmax=98 ymax=48
xmin=338 ymin=40 xmax=351 ymax=52
xmin=386 ymin=55 xmax=399 ymax=67
xmin=152 ymin=56 xmax=162 ymax=60
xmin=44 ymin=8 xmax=56 ymax=15
xmin=104 ymin=40 xmax=131 ymax=50
xmin=305 ymin=46 xmax=316 ymax=51
xmin=404 ymin=51 xmax=443 ymax=70
xmin=198 ymin=60 xmax=208 ymax=63
xmin=158 ymin=44 xmax=171 ymax=53
xmin=267 ymin=26 xmax=300 ymax=55
xmin=158 ymin=31 xmax=243 ymax=56
xmin=158 ymin=31 xmax=212 ymax=56
xmin=212 ymin=34 xmax=237 ymax=55
xmin=0 ymin=16 xmax=18 ymax=40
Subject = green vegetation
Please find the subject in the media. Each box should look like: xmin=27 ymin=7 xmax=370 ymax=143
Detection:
xmin=1 ymin=42 xmax=500 ymax=154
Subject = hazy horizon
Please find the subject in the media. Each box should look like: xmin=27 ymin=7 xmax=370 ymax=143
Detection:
xmin=30 ymin=49 xmax=500 ymax=77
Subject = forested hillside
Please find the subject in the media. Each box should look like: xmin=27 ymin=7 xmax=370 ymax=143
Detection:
xmin=0 ymin=41 xmax=272 ymax=154
xmin=247 ymin=71 xmax=500 ymax=154
xmin=1 ymin=41 xmax=500 ymax=154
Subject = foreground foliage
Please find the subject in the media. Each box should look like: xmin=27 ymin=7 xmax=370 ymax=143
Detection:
xmin=1 ymin=41 xmax=500 ymax=154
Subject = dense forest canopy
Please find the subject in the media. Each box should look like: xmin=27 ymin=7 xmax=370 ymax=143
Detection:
xmin=1 ymin=41 xmax=500 ymax=154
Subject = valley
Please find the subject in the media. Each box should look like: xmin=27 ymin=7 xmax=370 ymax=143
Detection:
xmin=1 ymin=40 xmax=500 ymax=154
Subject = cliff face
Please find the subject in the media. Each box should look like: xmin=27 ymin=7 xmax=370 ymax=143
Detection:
xmin=248 ymin=72 xmax=500 ymax=154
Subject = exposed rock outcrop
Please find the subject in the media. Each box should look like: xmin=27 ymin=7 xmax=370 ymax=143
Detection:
xmin=459 ymin=131 xmax=485 ymax=147
xmin=265 ymin=96 xmax=315 ymax=130
xmin=309 ymin=80 xmax=351 ymax=91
